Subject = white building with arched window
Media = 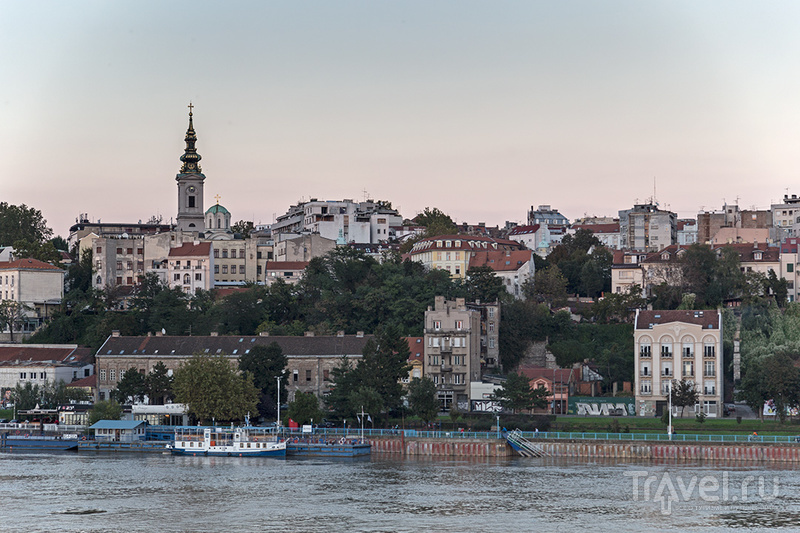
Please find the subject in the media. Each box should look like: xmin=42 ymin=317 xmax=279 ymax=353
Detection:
xmin=634 ymin=309 xmax=722 ymax=418
xmin=167 ymin=242 xmax=213 ymax=294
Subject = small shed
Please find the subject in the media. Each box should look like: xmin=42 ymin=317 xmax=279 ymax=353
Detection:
xmin=90 ymin=420 xmax=146 ymax=443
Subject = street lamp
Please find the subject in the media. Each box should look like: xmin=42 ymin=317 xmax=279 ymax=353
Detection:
xmin=668 ymin=379 xmax=673 ymax=440
xmin=275 ymin=375 xmax=282 ymax=429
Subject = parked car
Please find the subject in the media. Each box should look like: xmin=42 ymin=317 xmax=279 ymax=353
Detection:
xmin=723 ymin=404 xmax=736 ymax=417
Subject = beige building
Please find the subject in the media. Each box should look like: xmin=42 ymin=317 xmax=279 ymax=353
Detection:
xmin=634 ymin=310 xmax=723 ymax=418
xmin=409 ymin=235 xmax=523 ymax=280
xmin=167 ymin=242 xmax=213 ymax=293
xmin=610 ymin=250 xmax=647 ymax=295
xmin=274 ymin=234 xmax=337 ymax=263
xmin=423 ymin=297 xmax=482 ymax=411
xmin=94 ymin=332 xmax=373 ymax=402
xmin=0 ymin=259 xmax=65 ymax=334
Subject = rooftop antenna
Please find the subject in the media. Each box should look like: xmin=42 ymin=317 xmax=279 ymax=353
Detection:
xmin=653 ymin=176 xmax=657 ymax=206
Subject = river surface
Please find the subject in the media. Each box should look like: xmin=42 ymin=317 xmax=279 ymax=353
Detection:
xmin=1 ymin=450 xmax=800 ymax=532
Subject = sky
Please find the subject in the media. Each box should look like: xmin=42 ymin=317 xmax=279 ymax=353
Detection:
xmin=3 ymin=1 xmax=800 ymax=238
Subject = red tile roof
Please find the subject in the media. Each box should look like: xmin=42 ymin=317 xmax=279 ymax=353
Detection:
xmin=571 ymin=223 xmax=619 ymax=233
xmin=0 ymin=346 xmax=78 ymax=363
xmin=168 ymin=242 xmax=212 ymax=257
xmin=469 ymin=250 xmax=533 ymax=272
xmin=67 ymin=374 xmax=97 ymax=388
xmin=405 ymin=337 xmax=423 ymax=361
xmin=636 ymin=310 xmax=720 ymax=329
xmin=0 ymin=258 xmax=63 ymax=271
xmin=508 ymin=224 xmax=541 ymax=236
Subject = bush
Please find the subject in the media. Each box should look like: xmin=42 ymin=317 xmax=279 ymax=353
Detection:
xmin=696 ymin=411 xmax=706 ymax=424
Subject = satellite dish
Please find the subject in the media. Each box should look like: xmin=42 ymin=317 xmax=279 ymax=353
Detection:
xmin=162 ymin=328 xmax=166 ymax=335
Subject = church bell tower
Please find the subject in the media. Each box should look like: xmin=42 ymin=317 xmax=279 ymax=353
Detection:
xmin=175 ymin=103 xmax=206 ymax=233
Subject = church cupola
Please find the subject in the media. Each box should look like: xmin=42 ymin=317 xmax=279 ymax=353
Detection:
xmin=179 ymin=103 xmax=203 ymax=174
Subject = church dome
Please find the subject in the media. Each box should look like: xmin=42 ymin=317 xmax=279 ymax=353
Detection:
xmin=205 ymin=204 xmax=230 ymax=215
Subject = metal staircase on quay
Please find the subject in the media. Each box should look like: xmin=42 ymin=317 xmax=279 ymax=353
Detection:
xmin=504 ymin=429 xmax=549 ymax=457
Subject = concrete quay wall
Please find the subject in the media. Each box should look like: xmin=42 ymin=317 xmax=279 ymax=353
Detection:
xmin=370 ymin=437 xmax=513 ymax=457
xmin=370 ymin=436 xmax=800 ymax=462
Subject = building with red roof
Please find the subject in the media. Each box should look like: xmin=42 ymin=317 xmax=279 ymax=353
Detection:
xmin=0 ymin=258 xmax=65 ymax=339
xmin=167 ymin=242 xmax=213 ymax=293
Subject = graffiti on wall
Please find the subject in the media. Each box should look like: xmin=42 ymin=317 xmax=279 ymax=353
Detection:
xmin=471 ymin=400 xmax=503 ymax=413
xmin=568 ymin=397 xmax=636 ymax=416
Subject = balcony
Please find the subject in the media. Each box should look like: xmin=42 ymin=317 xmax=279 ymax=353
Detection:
xmin=640 ymin=389 xmax=652 ymax=396
xmin=440 ymin=365 xmax=453 ymax=372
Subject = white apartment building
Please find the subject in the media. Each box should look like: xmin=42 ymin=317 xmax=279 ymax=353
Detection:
xmin=634 ymin=310 xmax=723 ymax=418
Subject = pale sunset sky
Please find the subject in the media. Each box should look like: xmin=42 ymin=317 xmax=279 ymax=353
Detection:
xmin=2 ymin=1 xmax=800 ymax=238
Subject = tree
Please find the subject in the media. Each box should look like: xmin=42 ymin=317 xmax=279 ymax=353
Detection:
xmin=350 ymin=326 xmax=411 ymax=419
xmin=88 ymin=400 xmax=123 ymax=426
xmin=670 ymin=379 xmax=699 ymax=418
xmin=0 ymin=301 xmax=32 ymax=342
xmin=173 ymin=353 xmax=259 ymax=424
xmin=494 ymin=373 xmax=549 ymax=413
xmin=0 ymin=202 xmax=52 ymax=246
xmin=739 ymin=353 xmax=800 ymax=422
xmin=407 ymin=377 xmax=439 ymax=423
xmin=530 ymin=265 xmax=568 ymax=307
xmin=115 ymin=368 xmax=147 ymax=404
xmin=465 ymin=266 xmax=505 ymax=303
xmin=325 ymin=356 xmax=357 ymax=419
xmin=12 ymin=382 xmax=41 ymax=410
xmin=145 ymin=361 xmax=173 ymax=405
xmin=40 ymin=380 xmax=88 ymax=408
xmin=12 ymin=239 xmax=61 ymax=264
xmin=231 ymin=220 xmax=255 ymax=237
xmin=286 ymin=391 xmax=323 ymax=425
xmin=238 ymin=342 xmax=287 ymax=419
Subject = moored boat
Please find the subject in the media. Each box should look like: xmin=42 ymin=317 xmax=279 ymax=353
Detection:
xmin=168 ymin=426 xmax=286 ymax=457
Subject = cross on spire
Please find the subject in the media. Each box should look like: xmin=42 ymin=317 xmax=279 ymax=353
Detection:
xmin=214 ymin=194 xmax=221 ymax=205
xmin=188 ymin=101 xmax=194 ymax=115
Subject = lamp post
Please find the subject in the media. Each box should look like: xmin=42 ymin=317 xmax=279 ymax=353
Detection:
xmin=668 ymin=379 xmax=673 ymax=441
xmin=275 ymin=375 xmax=282 ymax=429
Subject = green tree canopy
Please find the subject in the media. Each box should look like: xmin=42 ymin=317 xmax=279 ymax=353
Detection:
xmin=286 ymin=391 xmax=323 ymax=425
xmin=407 ymin=376 xmax=439 ymax=423
xmin=88 ymin=400 xmax=123 ymax=426
xmin=669 ymin=379 xmax=699 ymax=418
xmin=173 ymin=353 xmax=259 ymax=424
xmin=238 ymin=342 xmax=287 ymax=420
xmin=0 ymin=202 xmax=52 ymax=247
xmin=145 ymin=361 xmax=173 ymax=405
xmin=115 ymin=367 xmax=147 ymax=404
xmin=494 ymin=372 xmax=549 ymax=413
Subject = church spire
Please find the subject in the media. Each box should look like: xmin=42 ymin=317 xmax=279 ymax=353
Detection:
xmin=179 ymin=102 xmax=202 ymax=174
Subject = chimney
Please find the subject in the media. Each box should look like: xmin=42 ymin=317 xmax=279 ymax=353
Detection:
xmin=111 ymin=330 xmax=120 ymax=338
xmin=259 ymin=331 xmax=270 ymax=336
xmin=305 ymin=331 xmax=315 ymax=337
xmin=337 ymin=330 xmax=345 ymax=337
xmin=210 ymin=332 xmax=218 ymax=337
xmin=155 ymin=331 xmax=163 ymax=337
xmin=356 ymin=331 xmax=364 ymax=338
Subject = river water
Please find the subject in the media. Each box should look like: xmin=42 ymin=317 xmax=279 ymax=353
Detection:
xmin=1 ymin=450 xmax=800 ymax=532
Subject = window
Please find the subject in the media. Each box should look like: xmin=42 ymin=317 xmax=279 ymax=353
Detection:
xmin=222 ymin=249 xmax=228 ymax=258
xmin=116 ymin=276 xmax=122 ymax=285
xmin=293 ymin=370 xmax=298 ymax=382
xmin=488 ymin=308 xmax=495 ymax=319
xmin=434 ymin=320 xmax=441 ymax=331
xmin=109 ymin=369 xmax=116 ymax=381
xmin=455 ymin=320 xmax=463 ymax=330
xmin=683 ymin=361 xmax=694 ymax=377
xmin=323 ymin=370 xmax=329 ymax=381
xmin=239 ymin=265 xmax=245 ymax=274
xmin=640 ymin=343 xmax=651 ymax=358
xmin=99 ymin=369 xmax=106 ymax=381
xmin=214 ymin=265 xmax=219 ymax=274
xmin=488 ymin=322 xmax=495 ymax=333
xmin=489 ymin=338 xmax=495 ymax=348
xmin=214 ymin=249 xmax=220 ymax=258
xmin=222 ymin=265 xmax=228 ymax=274
xmin=306 ymin=370 xmax=311 ymax=382
xmin=704 ymin=360 xmax=716 ymax=377
xmin=188 ymin=196 xmax=195 ymax=208
xmin=453 ymin=374 xmax=464 ymax=385
xmin=116 ymin=247 xmax=123 ymax=254
xmin=127 ymin=248 xmax=133 ymax=255
xmin=195 ymin=273 xmax=201 ymax=281
xmin=96 ymin=246 xmax=102 ymax=253
xmin=174 ymin=274 xmax=181 ymax=281
xmin=640 ymin=381 xmax=651 ymax=394
xmin=430 ymin=355 xmax=439 ymax=366
xmin=257 ymin=265 xmax=262 ymax=275
xmin=137 ymin=248 xmax=143 ymax=255
xmin=231 ymin=249 xmax=237 ymax=259
xmin=127 ymin=260 xmax=133 ymax=270
xmin=661 ymin=343 xmax=673 ymax=358
xmin=789 ymin=264 xmax=794 ymax=273
xmin=116 ymin=261 xmax=123 ymax=270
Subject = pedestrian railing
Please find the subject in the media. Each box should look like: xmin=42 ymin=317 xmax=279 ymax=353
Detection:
xmin=146 ymin=426 xmax=800 ymax=445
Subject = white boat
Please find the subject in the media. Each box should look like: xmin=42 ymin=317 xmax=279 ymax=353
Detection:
xmin=168 ymin=426 xmax=286 ymax=457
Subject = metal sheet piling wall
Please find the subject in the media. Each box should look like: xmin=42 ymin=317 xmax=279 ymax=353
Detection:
xmin=370 ymin=436 xmax=800 ymax=462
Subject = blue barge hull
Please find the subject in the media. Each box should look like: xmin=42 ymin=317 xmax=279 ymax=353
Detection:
xmin=1 ymin=436 xmax=79 ymax=451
